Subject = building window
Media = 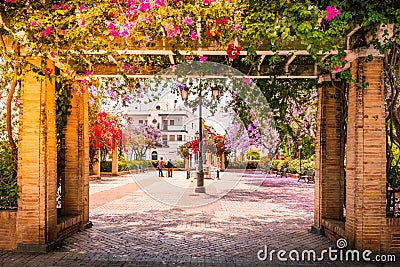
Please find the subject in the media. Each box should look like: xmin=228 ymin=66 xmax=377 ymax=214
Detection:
xmin=162 ymin=135 xmax=168 ymax=146
xmin=156 ymin=105 xmax=160 ymax=110
xmin=170 ymin=120 xmax=174 ymax=126
xmin=139 ymin=120 xmax=143 ymax=124
xmin=177 ymin=135 xmax=183 ymax=141
xmin=192 ymin=123 xmax=194 ymax=129
xmin=169 ymin=135 xmax=175 ymax=141
xmin=151 ymin=151 xmax=158 ymax=160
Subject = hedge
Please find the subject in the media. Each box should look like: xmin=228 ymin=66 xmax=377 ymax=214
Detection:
xmin=270 ymin=158 xmax=315 ymax=174
xmin=0 ymin=142 xmax=18 ymax=208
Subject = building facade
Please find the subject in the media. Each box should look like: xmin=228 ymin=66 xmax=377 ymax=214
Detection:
xmin=127 ymin=99 xmax=199 ymax=161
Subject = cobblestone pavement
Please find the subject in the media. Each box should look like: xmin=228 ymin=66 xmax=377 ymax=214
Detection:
xmin=1 ymin=171 xmax=398 ymax=266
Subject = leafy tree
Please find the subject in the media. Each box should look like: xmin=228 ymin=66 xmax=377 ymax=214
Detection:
xmin=123 ymin=122 xmax=161 ymax=160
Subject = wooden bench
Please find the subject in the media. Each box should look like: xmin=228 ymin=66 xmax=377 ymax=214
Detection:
xmin=298 ymin=170 xmax=315 ymax=183
xmin=276 ymin=167 xmax=288 ymax=178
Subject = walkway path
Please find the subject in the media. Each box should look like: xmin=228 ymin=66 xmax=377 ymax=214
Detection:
xmin=0 ymin=171 xmax=387 ymax=266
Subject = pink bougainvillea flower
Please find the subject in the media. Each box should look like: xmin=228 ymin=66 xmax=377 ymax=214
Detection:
xmin=41 ymin=26 xmax=53 ymax=37
xmin=334 ymin=66 xmax=342 ymax=72
xmin=145 ymin=35 xmax=153 ymax=42
xmin=165 ymin=23 xmax=180 ymax=38
xmin=242 ymin=76 xmax=251 ymax=84
xmin=122 ymin=64 xmax=130 ymax=70
xmin=31 ymin=21 xmax=37 ymax=27
xmin=190 ymin=30 xmax=198 ymax=40
xmin=79 ymin=18 xmax=86 ymax=26
xmin=199 ymin=56 xmax=208 ymax=62
xmin=6 ymin=0 xmax=17 ymax=3
xmin=107 ymin=23 xmax=116 ymax=30
xmin=52 ymin=4 xmax=58 ymax=9
xmin=14 ymin=99 xmax=20 ymax=107
xmin=138 ymin=0 xmax=152 ymax=12
xmin=110 ymin=30 xmax=119 ymax=37
xmin=231 ymin=25 xmax=241 ymax=31
xmin=325 ymin=5 xmax=341 ymax=21
xmin=182 ymin=16 xmax=194 ymax=26
xmin=45 ymin=68 xmax=53 ymax=75
xmin=49 ymin=51 xmax=56 ymax=58
xmin=60 ymin=29 xmax=67 ymax=35
xmin=65 ymin=69 xmax=72 ymax=76
xmin=86 ymin=70 xmax=92 ymax=76
xmin=79 ymin=5 xmax=88 ymax=11
xmin=60 ymin=2 xmax=68 ymax=10
xmin=81 ymin=79 xmax=87 ymax=84
xmin=154 ymin=0 xmax=165 ymax=8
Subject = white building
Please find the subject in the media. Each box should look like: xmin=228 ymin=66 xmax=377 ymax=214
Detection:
xmin=127 ymin=99 xmax=199 ymax=161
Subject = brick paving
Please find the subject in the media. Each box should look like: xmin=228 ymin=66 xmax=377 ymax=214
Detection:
xmin=1 ymin=171 xmax=398 ymax=266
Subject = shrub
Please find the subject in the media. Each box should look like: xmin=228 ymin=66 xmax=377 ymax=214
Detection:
xmin=288 ymin=159 xmax=300 ymax=174
xmin=100 ymin=160 xmax=129 ymax=172
xmin=0 ymin=142 xmax=18 ymax=208
xmin=246 ymin=150 xmax=261 ymax=160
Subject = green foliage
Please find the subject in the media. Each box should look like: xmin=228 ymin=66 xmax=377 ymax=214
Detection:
xmin=0 ymin=142 xmax=18 ymax=208
xmin=246 ymin=150 xmax=261 ymax=160
xmin=177 ymin=144 xmax=190 ymax=159
xmin=271 ymin=158 xmax=315 ymax=174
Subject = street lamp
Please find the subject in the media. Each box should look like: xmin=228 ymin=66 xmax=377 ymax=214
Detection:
xmin=298 ymin=145 xmax=303 ymax=174
xmin=181 ymin=82 xmax=220 ymax=193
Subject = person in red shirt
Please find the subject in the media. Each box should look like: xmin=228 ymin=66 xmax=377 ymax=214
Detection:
xmin=158 ymin=157 xmax=164 ymax=177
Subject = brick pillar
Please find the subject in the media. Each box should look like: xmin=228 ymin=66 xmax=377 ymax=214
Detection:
xmin=345 ymin=55 xmax=386 ymax=251
xmin=112 ymin=147 xmax=118 ymax=175
xmin=313 ymin=82 xmax=345 ymax=230
xmin=63 ymin=92 xmax=89 ymax=225
xmin=17 ymin=58 xmax=57 ymax=251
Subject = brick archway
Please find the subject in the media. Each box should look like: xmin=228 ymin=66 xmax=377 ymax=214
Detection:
xmin=1 ymin=46 xmax=400 ymax=254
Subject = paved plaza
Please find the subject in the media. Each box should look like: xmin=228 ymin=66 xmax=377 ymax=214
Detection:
xmin=0 ymin=170 xmax=396 ymax=266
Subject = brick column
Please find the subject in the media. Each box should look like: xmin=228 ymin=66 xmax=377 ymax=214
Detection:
xmin=345 ymin=55 xmax=386 ymax=251
xmin=313 ymin=82 xmax=345 ymax=231
xmin=17 ymin=58 xmax=57 ymax=251
xmin=63 ymin=92 xmax=89 ymax=225
xmin=112 ymin=147 xmax=118 ymax=175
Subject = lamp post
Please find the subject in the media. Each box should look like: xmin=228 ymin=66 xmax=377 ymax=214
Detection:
xmin=298 ymin=145 xmax=303 ymax=174
xmin=180 ymin=83 xmax=219 ymax=193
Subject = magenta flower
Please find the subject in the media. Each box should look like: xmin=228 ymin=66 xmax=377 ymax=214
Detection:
xmin=107 ymin=23 xmax=116 ymax=30
xmin=6 ymin=0 xmax=16 ymax=3
xmin=325 ymin=5 xmax=341 ymax=21
xmin=182 ymin=16 xmax=194 ymax=26
xmin=190 ymin=30 xmax=198 ymax=40
xmin=165 ymin=23 xmax=180 ymax=38
xmin=45 ymin=68 xmax=53 ymax=75
xmin=154 ymin=0 xmax=165 ymax=8
xmin=80 ymin=5 xmax=88 ymax=11
xmin=60 ymin=2 xmax=68 ymax=10
xmin=199 ymin=56 xmax=208 ymax=62
xmin=231 ymin=25 xmax=241 ymax=31
xmin=86 ymin=70 xmax=92 ymax=76
xmin=79 ymin=18 xmax=86 ymax=26
xmin=31 ymin=21 xmax=37 ymax=27
xmin=145 ymin=35 xmax=153 ymax=42
xmin=138 ymin=0 xmax=151 ymax=12
xmin=41 ymin=26 xmax=53 ymax=37
xmin=334 ymin=66 xmax=342 ymax=72
xmin=242 ymin=76 xmax=251 ymax=84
